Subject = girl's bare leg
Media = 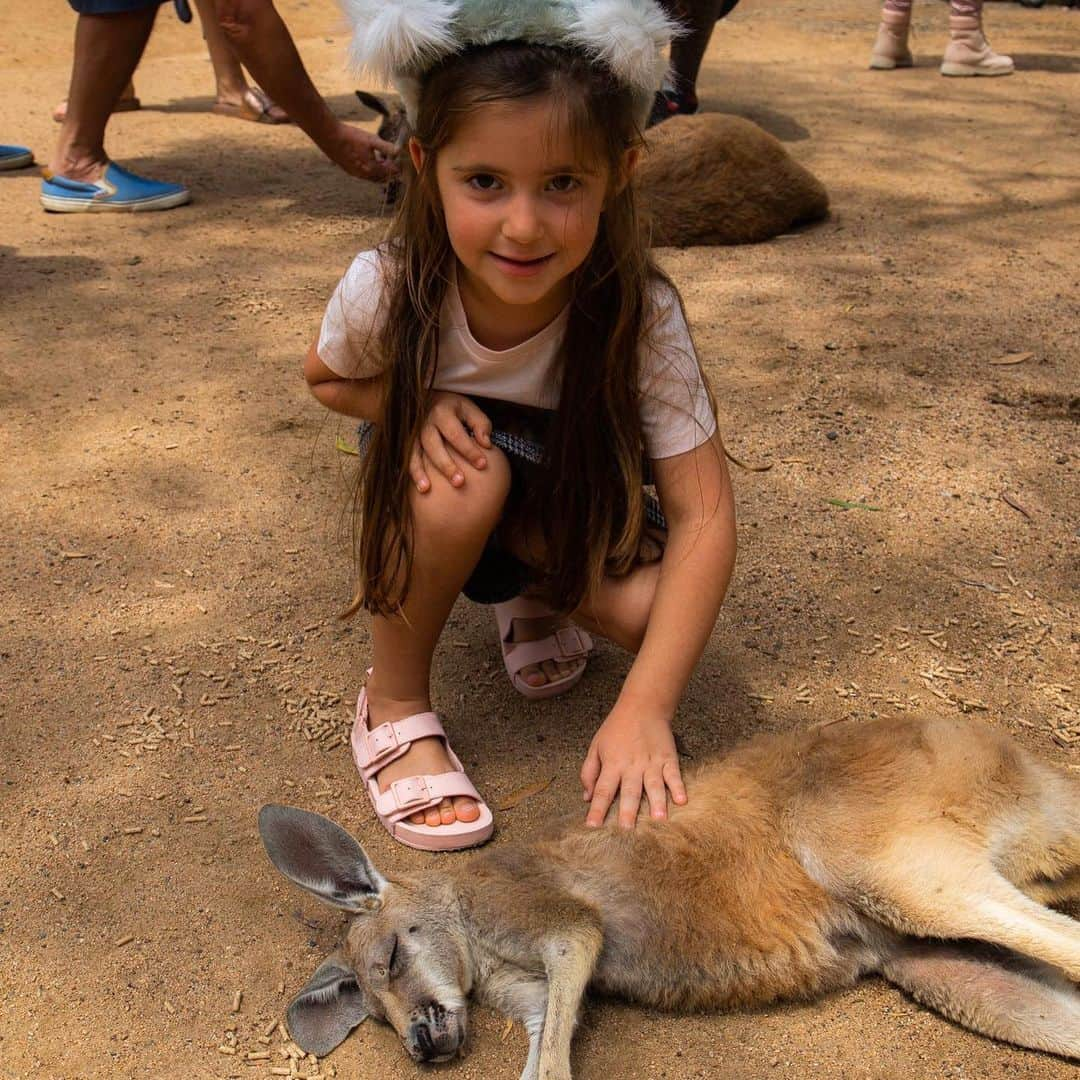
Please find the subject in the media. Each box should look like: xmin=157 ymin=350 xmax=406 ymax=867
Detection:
xmin=572 ymin=559 xmax=660 ymax=657
xmin=365 ymin=449 xmax=512 ymax=827
xmin=502 ymin=523 xmax=662 ymax=679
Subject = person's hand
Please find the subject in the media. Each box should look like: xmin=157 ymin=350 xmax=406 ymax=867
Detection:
xmin=410 ymin=392 xmax=492 ymax=493
xmin=580 ymin=704 xmax=687 ymax=829
xmin=323 ymin=119 xmax=400 ymax=183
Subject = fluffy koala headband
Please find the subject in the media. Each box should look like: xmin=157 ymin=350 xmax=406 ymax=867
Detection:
xmin=342 ymin=0 xmax=679 ymax=127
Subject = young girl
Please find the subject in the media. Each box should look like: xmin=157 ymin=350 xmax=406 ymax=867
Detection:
xmin=304 ymin=0 xmax=736 ymax=851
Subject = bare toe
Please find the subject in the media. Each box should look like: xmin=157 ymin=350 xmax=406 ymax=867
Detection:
xmin=409 ymin=810 xmax=427 ymax=825
xmin=521 ymin=663 xmax=546 ymax=687
xmin=540 ymin=659 xmax=561 ymax=682
xmin=424 ymin=805 xmax=442 ymax=828
xmin=440 ymin=798 xmax=457 ymax=824
xmin=454 ymin=796 xmax=480 ymax=823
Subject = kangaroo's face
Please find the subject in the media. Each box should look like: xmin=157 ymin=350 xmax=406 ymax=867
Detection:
xmin=341 ymin=884 xmax=469 ymax=1062
xmin=257 ymin=805 xmax=470 ymax=1062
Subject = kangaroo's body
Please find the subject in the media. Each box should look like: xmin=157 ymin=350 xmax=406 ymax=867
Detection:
xmin=260 ymin=716 xmax=1080 ymax=1079
xmin=638 ymin=112 xmax=829 ymax=246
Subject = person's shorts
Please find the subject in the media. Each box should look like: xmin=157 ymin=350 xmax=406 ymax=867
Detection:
xmin=67 ymin=0 xmax=175 ymax=16
xmin=355 ymin=397 xmax=667 ymax=607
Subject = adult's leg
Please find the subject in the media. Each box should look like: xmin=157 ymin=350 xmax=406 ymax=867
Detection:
xmin=365 ymin=449 xmax=512 ymax=827
xmin=665 ymin=0 xmax=727 ymax=111
xmin=191 ymin=0 xmax=287 ymax=120
xmin=49 ymin=5 xmax=159 ymax=181
xmin=53 ymin=79 xmax=139 ymax=125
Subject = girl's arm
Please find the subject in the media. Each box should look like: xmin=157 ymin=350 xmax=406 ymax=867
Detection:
xmin=302 ymin=339 xmax=492 ymax=488
xmin=620 ymin=432 xmax=735 ymax=716
xmin=581 ymin=432 xmax=736 ymax=828
xmin=303 ymin=338 xmax=385 ymax=420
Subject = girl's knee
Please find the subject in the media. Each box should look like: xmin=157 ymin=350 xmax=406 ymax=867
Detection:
xmin=583 ymin=563 xmax=658 ymax=654
xmin=409 ymin=445 xmax=512 ymax=535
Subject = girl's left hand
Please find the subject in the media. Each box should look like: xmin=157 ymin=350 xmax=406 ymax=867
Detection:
xmin=580 ymin=706 xmax=687 ymax=829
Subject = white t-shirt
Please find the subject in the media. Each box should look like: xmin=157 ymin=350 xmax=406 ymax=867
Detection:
xmin=317 ymin=249 xmax=716 ymax=460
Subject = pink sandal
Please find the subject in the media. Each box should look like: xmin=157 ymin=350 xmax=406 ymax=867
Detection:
xmin=350 ymin=683 xmax=493 ymax=852
xmin=494 ymin=595 xmax=593 ymax=701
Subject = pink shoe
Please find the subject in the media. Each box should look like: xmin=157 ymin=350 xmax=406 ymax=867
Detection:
xmin=351 ymin=685 xmax=493 ymax=852
xmin=494 ymin=595 xmax=593 ymax=700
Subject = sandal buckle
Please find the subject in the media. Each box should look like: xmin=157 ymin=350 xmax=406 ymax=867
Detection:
xmin=367 ymin=722 xmax=400 ymax=761
xmin=554 ymin=627 xmax=587 ymax=659
xmin=390 ymin=776 xmax=430 ymax=811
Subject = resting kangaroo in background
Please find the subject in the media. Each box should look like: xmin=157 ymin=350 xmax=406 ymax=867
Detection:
xmin=259 ymin=716 xmax=1080 ymax=1079
xmin=355 ymin=91 xmax=828 ymax=246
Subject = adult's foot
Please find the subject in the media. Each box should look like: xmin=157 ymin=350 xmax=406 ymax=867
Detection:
xmin=0 ymin=145 xmax=35 ymax=171
xmin=211 ymin=86 xmax=289 ymax=124
xmin=363 ymin=676 xmax=480 ymax=829
xmin=40 ymin=162 xmax=190 ymax=213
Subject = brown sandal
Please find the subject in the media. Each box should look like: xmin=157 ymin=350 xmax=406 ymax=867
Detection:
xmin=53 ymin=88 xmax=141 ymax=124
xmin=211 ymin=86 xmax=290 ymax=125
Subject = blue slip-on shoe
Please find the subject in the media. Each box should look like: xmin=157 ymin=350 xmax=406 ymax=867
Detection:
xmin=40 ymin=161 xmax=190 ymax=213
xmin=0 ymin=144 xmax=34 ymax=171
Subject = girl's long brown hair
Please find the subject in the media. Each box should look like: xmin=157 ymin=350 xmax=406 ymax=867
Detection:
xmin=349 ymin=42 xmax=703 ymax=618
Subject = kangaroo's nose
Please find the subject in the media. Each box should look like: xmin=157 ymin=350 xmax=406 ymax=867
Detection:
xmin=411 ymin=1020 xmax=437 ymax=1061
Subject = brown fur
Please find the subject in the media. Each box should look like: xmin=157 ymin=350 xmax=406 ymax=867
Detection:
xmin=259 ymin=716 xmax=1080 ymax=1079
xmin=638 ymin=113 xmax=830 ymax=246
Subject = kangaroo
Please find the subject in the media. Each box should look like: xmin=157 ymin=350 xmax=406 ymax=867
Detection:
xmin=259 ymin=716 xmax=1080 ymax=1079
xmin=353 ymin=91 xmax=828 ymax=246
xmin=636 ymin=112 xmax=829 ymax=245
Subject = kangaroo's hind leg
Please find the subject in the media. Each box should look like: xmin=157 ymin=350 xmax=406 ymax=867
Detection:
xmin=879 ymin=937 xmax=1080 ymax=1059
xmin=853 ymin=838 xmax=1080 ymax=982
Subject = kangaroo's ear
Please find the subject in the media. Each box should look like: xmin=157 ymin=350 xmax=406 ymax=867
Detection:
xmin=258 ymin=804 xmax=387 ymax=912
xmin=354 ymin=89 xmax=390 ymax=118
xmin=287 ymin=952 xmax=371 ymax=1056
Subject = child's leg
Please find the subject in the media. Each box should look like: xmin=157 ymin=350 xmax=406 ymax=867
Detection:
xmin=365 ymin=448 xmax=512 ymax=828
xmin=499 ymin=523 xmax=661 ymax=686
xmin=572 ymin=559 xmax=661 ymax=657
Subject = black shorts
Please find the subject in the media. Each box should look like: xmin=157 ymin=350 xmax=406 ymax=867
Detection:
xmin=356 ymin=398 xmax=666 ymax=607
xmin=68 ymin=0 xmax=174 ymax=16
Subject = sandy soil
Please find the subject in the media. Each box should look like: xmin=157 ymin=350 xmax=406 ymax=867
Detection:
xmin=1 ymin=0 xmax=1077 ymax=1077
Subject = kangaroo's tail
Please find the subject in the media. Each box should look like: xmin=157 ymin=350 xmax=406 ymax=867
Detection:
xmin=879 ymin=937 xmax=1080 ymax=1060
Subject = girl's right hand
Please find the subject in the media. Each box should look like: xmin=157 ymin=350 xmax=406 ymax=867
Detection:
xmin=410 ymin=392 xmax=493 ymax=492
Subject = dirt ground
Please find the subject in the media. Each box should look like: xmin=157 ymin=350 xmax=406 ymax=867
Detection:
xmin=1 ymin=0 xmax=1078 ymax=1077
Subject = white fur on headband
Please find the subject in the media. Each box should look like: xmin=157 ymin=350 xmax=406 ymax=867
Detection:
xmin=344 ymin=0 xmax=458 ymax=83
xmin=342 ymin=0 xmax=679 ymax=125
xmin=567 ymin=0 xmax=674 ymax=98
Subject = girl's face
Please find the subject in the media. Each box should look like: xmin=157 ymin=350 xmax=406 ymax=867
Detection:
xmin=412 ymin=98 xmax=634 ymax=337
